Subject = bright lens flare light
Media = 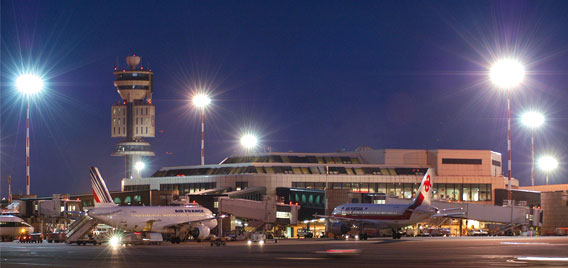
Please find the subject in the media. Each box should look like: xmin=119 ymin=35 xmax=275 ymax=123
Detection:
xmin=521 ymin=112 xmax=545 ymax=129
xmin=240 ymin=134 xmax=258 ymax=149
xmin=538 ymin=156 xmax=559 ymax=172
xmin=192 ymin=94 xmax=211 ymax=108
xmin=109 ymin=235 xmax=121 ymax=248
xmin=16 ymin=74 xmax=44 ymax=95
xmin=489 ymin=59 xmax=525 ymax=89
xmin=135 ymin=161 xmax=145 ymax=172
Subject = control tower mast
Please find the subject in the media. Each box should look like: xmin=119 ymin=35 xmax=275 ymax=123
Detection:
xmin=111 ymin=55 xmax=155 ymax=179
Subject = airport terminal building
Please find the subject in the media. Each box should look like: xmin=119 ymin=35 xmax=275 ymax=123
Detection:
xmin=123 ymin=148 xmax=515 ymax=209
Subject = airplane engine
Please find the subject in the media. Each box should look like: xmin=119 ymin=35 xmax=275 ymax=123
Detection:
xmin=328 ymin=222 xmax=349 ymax=236
xmin=191 ymin=225 xmax=210 ymax=241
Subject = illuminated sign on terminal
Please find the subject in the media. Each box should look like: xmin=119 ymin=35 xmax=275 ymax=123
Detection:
xmin=276 ymin=211 xmax=291 ymax=219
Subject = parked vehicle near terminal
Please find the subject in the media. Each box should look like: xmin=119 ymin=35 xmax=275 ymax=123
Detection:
xmin=210 ymin=237 xmax=227 ymax=246
xmin=554 ymin=227 xmax=568 ymax=236
xmin=19 ymin=232 xmax=31 ymax=243
xmin=47 ymin=229 xmax=67 ymax=243
xmin=0 ymin=215 xmax=34 ymax=242
xmin=248 ymin=233 xmax=266 ymax=245
xmin=29 ymin=233 xmax=43 ymax=243
xmin=296 ymin=228 xmax=313 ymax=238
xmin=122 ymin=232 xmax=163 ymax=245
xmin=468 ymin=229 xmax=489 ymax=236
xmin=438 ymin=228 xmax=451 ymax=236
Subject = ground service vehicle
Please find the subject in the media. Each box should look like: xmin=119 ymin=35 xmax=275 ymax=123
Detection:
xmin=468 ymin=229 xmax=489 ymax=236
xmin=210 ymin=237 xmax=227 ymax=246
xmin=29 ymin=233 xmax=43 ymax=243
xmin=297 ymin=228 xmax=313 ymax=238
xmin=47 ymin=230 xmax=66 ymax=243
xmin=248 ymin=233 xmax=266 ymax=245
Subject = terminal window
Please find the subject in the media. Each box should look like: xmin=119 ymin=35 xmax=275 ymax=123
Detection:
xmin=442 ymin=158 xmax=482 ymax=165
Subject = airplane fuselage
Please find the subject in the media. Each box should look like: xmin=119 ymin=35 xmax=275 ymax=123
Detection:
xmin=332 ymin=203 xmax=436 ymax=229
xmin=89 ymin=205 xmax=217 ymax=233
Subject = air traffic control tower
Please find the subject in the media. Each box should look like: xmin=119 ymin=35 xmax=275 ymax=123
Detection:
xmin=111 ymin=55 xmax=155 ymax=179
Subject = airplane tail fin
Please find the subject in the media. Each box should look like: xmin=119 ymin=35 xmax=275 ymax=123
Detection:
xmin=408 ymin=168 xmax=434 ymax=209
xmin=90 ymin=167 xmax=116 ymax=207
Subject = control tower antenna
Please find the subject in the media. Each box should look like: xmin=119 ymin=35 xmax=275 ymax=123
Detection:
xmin=111 ymin=54 xmax=155 ymax=179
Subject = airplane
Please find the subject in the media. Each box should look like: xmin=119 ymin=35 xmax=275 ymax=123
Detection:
xmin=87 ymin=167 xmax=219 ymax=243
xmin=323 ymin=168 xmax=463 ymax=239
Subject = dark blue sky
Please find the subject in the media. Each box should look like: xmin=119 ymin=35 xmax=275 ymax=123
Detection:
xmin=2 ymin=0 xmax=568 ymax=197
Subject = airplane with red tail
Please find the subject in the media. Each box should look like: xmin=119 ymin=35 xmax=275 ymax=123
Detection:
xmin=323 ymin=169 xmax=463 ymax=239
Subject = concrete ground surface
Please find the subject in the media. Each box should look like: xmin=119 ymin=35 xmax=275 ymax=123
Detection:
xmin=1 ymin=236 xmax=567 ymax=267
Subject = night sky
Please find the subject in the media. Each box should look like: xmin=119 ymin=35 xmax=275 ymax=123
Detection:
xmin=2 ymin=0 xmax=568 ymax=197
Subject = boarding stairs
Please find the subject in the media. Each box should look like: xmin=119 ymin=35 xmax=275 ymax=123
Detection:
xmin=66 ymin=215 xmax=99 ymax=243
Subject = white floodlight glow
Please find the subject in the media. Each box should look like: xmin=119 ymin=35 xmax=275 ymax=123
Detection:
xmin=538 ymin=156 xmax=558 ymax=172
xmin=240 ymin=134 xmax=258 ymax=149
xmin=109 ymin=235 xmax=121 ymax=248
xmin=16 ymin=74 xmax=44 ymax=95
xmin=521 ymin=111 xmax=545 ymax=129
xmin=489 ymin=59 xmax=525 ymax=89
xmin=192 ymin=94 xmax=211 ymax=108
xmin=135 ymin=161 xmax=145 ymax=172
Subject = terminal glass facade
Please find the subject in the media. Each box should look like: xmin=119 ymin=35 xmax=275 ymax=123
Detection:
xmin=291 ymin=182 xmax=492 ymax=201
xmin=433 ymin=183 xmax=491 ymax=201
xmin=159 ymin=182 xmax=216 ymax=194
xmin=151 ymin=166 xmax=427 ymax=177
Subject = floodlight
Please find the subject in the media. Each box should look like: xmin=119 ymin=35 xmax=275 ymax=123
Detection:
xmin=16 ymin=74 xmax=44 ymax=95
xmin=489 ymin=59 xmax=525 ymax=89
xmin=521 ymin=111 xmax=544 ymax=129
xmin=240 ymin=134 xmax=258 ymax=149
xmin=192 ymin=94 xmax=211 ymax=108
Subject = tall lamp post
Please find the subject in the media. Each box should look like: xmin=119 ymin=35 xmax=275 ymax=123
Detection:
xmin=489 ymin=59 xmax=525 ymax=205
xmin=16 ymin=74 xmax=44 ymax=195
xmin=192 ymin=94 xmax=211 ymax=165
xmin=521 ymin=111 xmax=544 ymax=186
xmin=538 ymin=156 xmax=558 ymax=185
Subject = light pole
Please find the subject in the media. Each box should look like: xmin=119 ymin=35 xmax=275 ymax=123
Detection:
xmin=521 ymin=111 xmax=544 ymax=186
xmin=538 ymin=156 xmax=558 ymax=185
xmin=16 ymin=74 xmax=44 ymax=195
xmin=192 ymin=94 xmax=211 ymax=165
xmin=489 ymin=59 xmax=525 ymax=204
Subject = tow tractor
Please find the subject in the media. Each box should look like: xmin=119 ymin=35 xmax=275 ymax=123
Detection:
xmin=210 ymin=237 xmax=227 ymax=247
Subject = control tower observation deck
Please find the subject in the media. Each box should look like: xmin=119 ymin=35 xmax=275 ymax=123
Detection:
xmin=111 ymin=55 xmax=155 ymax=179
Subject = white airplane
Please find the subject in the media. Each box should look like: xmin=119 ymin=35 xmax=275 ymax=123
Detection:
xmin=324 ymin=169 xmax=462 ymax=239
xmin=87 ymin=167 xmax=218 ymax=243
xmin=0 ymin=214 xmax=34 ymax=241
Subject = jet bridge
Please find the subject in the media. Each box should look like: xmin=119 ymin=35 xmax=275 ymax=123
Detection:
xmin=215 ymin=195 xmax=300 ymax=236
xmin=431 ymin=201 xmax=534 ymax=225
